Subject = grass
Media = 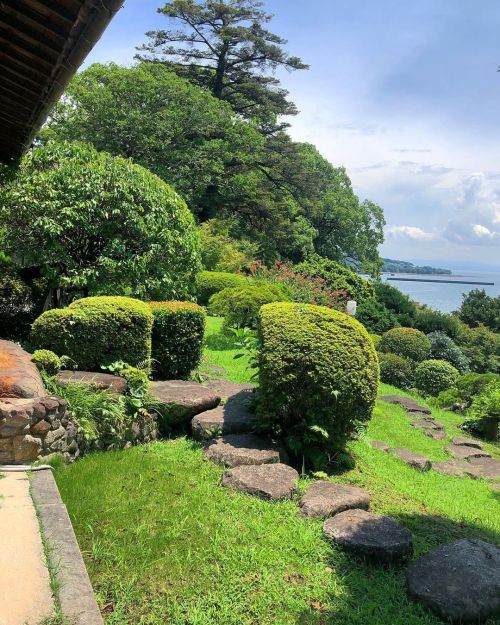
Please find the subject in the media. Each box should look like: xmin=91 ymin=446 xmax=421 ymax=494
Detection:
xmin=53 ymin=319 xmax=500 ymax=624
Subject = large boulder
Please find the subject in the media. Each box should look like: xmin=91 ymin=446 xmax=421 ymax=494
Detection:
xmin=0 ymin=340 xmax=45 ymax=399
xmin=151 ymin=380 xmax=220 ymax=429
xmin=406 ymin=539 xmax=500 ymax=623
xmin=299 ymin=481 xmax=370 ymax=519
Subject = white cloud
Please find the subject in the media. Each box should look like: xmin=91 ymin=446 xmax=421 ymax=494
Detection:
xmin=386 ymin=225 xmax=436 ymax=241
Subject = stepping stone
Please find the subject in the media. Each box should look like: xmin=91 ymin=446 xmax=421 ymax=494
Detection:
xmin=204 ymin=380 xmax=254 ymax=398
xmin=490 ymin=482 xmax=500 ymax=491
xmin=204 ymin=434 xmax=280 ymax=467
xmin=424 ymin=430 xmax=446 ymax=440
xmin=411 ymin=420 xmax=444 ymax=430
xmin=150 ymin=380 xmax=220 ymax=426
xmin=451 ymin=437 xmax=483 ymax=449
xmin=432 ymin=460 xmax=472 ymax=477
xmin=323 ymin=509 xmax=413 ymax=563
xmin=445 ymin=444 xmax=491 ymax=461
xmin=370 ymin=440 xmax=389 ymax=452
xmin=390 ymin=448 xmax=432 ymax=471
xmin=299 ymin=481 xmax=370 ymax=518
xmin=222 ymin=463 xmax=299 ymax=500
xmin=55 ymin=370 xmax=128 ymax=394
xmin=380 ymin=395 xmax=431 ymax=414
xmin=465 ymin=457 xmax=500 ymax=480
xmin=192 ymin=388 xmax=256 ymax=440
xmin=406 ymin=539 xmax=500 ymax=623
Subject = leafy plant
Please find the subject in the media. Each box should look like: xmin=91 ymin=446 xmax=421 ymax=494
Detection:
xmin=209 ymin=284 xmax=288 ymax=329
xmin=196 ymin=271 xmax=249 ymax=305
xmin=379 ymin=327 xmax=431 ymax=362
xmin=378 ymin=353 xmax=415 ymax=390
xmin=415 ymin=359 xmax=460 ymax=396
xmin=356 ymin=299 xmax=400 ymax=334
xmin=229 ymin=326 xmax=260 ymax=382
xmin=427 ymin=331 xmax=469 ymax=373
xmin=458 ymin=289 xmax=500 ymax=332
xmin=31 ymin=350 xmax=61 ymax=376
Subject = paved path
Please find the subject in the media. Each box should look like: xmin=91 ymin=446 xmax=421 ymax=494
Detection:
xmin=0 ymin=471 xmax=53 ymax=625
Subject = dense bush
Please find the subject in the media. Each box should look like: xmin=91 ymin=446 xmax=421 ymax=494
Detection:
xmin=458 ymin=289 xmax=500 ymax=332
xmin=378 ymin=353 xmax=415 ymax=390
xmin=455 ymin=323 xmax=500 ymax=374
xmin=427 ymin=331 xmax=469 ymax=373
xmin=31 ymin=296 xmax=153 ymax=371
xmin=31 ymin=350 xmax=61 ymax=376
xmin=0 ymin=267 xmax=35 ymax=340
xmin=149 ymin=301 xmax=205 ymax=379
xmin=434 ymin=372 xmax=499 ymax=408
xmin=258 ymin=302 xmax=379 ymax=468
xmin=196 ymin=271 xmax=248 ymax=305
xmin=209 ymin=284 xmax=288 ymax=329
xmin=356 ymin=298 xmax=400 ymax=334
xmin=415 ymin=359 xmax=460 ymax=396
xmin=0 ymin=141 xmax=200 ymax=304
xmin=373 ymin=281 xmax=417 ymax=326
xmin=379 ymin=327 xmax=431 ymax=362
xmin=413 ymin=307 xmax=461 ymax=338
xmin=369 ymin=334 xmax=382 ymax=350
xmin=199 ymin=219 xmax=258 ymax=273
xmin=464 ymin=381 xmax=500 ymax=438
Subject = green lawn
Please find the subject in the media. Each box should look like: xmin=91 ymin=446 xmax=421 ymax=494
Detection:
xmin=53 ymin=320 xmax=500 ymax=625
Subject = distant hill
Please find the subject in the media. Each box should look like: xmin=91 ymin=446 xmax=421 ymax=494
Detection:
xmin=382 ymin=258 xmax=452 ymax=275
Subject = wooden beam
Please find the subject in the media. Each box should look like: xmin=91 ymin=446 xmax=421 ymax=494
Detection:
xmin=0 ymin=1 xmax=69 ymax=39
xmin=0 ymin=35 xmax=55 ymax=72
xmin=0 ymin=72 xmax=43 ymax=97
xmin=0 ymin=15 xmax=62 ymax=56
xmin=22 ymin=0 xmax=79 ymax=26
xmin=0 ymin=57 xmax=47 ymax=89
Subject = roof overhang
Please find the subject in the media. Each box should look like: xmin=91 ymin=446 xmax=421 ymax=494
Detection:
xmin=0 ymin=0 xmax=123 ymax=163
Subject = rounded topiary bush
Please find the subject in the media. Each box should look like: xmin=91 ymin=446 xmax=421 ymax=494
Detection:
xmin=209 ymin=284 xmax=288 ymax=329
xmin=415 ymin=359 xmax=460 ymax=396
xmin=196 ymin=271 xmax=248 ymax=305
xmin=31 ymin=350 xmax=61 ymax=376
xmin=378 ymin=353 xmax=415 ymax=390
xmin=258 ymin=302 xmax=379 ymax=468
xmin=148 ymin=301 xmax=205 ymax=379
xmin=379 ymin=327 xmax=431 ymax=362
xmin=31 ymin=296 xmax=153 ymax=371
xmin=427 ymin=331 xmax=469 ymax=373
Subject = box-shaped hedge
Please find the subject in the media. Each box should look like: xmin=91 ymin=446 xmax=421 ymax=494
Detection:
xmin=149 ymin=301 xmax=205 ymax=379
xmin=31 ymin=296 xmax=153 ymax=371
xmin=258 ymin=302 xmax=379 ymax=466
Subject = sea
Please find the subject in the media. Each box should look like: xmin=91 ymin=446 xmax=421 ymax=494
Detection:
xmin=379 ymin=272 xmax=500 ymax=313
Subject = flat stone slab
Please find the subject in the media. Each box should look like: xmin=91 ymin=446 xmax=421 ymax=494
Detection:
xmin=432 ymin=460 xmax=472 ymax=477
xmin=406 ymin=539 xmax=500 ymax=623
xmin=424 ymin=430 xmax=446 ymax=440
xmin=0 ymin=340 xmax=45 ymax=399
xmin=445 ymin=444 xmax=491 ymax=461
xmin=55 ymin=370 xmax=128 ymax=394
xmin=150 ymin=380 xmax=220 ymax=425
xmin=411 ymin=420 xmax=444 ymax=430
xmin=390 ymin=448 xmax=432 ymax=471
xmin=204 ymin=434 xmax=280 ymax=467
xmin=451 ymin=437 xmax=483 ymax=449
xmin=465 ymin=457 xmax=500 ymax=480
xmin=323 ymin=509 xmax=413 ymax=563
xmin=192 ymin=388 xmax=256 ymax=440
xmin=370 ymin=440 xmax=389 ymax=452
xmin=380 ymin=395 xmax=431 ymax=414
xmin=222 ymin=463 xmax=299 ymax=500
xmin=203 ymin=380 xmax=254 ymax=398
xmin=299 ymin=481 xmax=370 ymax=518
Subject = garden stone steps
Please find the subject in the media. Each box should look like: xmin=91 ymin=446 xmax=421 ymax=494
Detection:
xmin=432 ymin=456 xmax=500 ymax=480
xmin=424 ymin=430 xmax=446 ymax=440
xmin=299 ymin=481 xmax=370 ymax=518
xmin=451 ymin=437 xmax=483 ymax=449
xmin=191 ymin=386 xmax=256 ymax=440
xmin=222 ymin=463 xmax=299 ymax=500
xmin=369 ymin=440 xmax=389 ymax=452
xmin=204 ymin=434 xmax=281 ymax=467
xmin=323 ymin=509 xmax=413 ymax=563
xmin=389 ymin=448 xmax=432 ymax=471
xmin=150 ymin=380 xmax=221 ymax=426
xmin=55 ymin=370 xmax=128 ymax=394
xmin=380 ymin=395 xmax=431 ymax=414
xmin=410 ymin=420 xmax=444 ymax=431
xmin=445 ymin=444 xmax=491 ymax=461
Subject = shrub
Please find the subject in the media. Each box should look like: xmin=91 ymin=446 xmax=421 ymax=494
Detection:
xmin=455 ymin=323 xmax=500 ymax=374
xmin=415 ymin=359 xmax=460 ymax=396
xmin=31 ymin=296 xmax=153 ymax=372
xmin=379 ymin=327 xmax=431 ymax=362
xmin=369 ymin=334 xmax=382 ymax=349
xmin=434 ymin=372 xmax=499 ymax=408
xmin=427 ymin=331 xmax=469 ymax=373
xmin=121 ymin=367 xmax=150 ymax=394
xmin=208 ymin=284 xmax=288 ymax=329
xmin=464 ymin=381 xmax=500 ymax=438
xmin=356 ymin=299 xmax=400 ymax=334
xmin=373 ymin=282 xmax=417 ymax=326
xmin=148 ymin=301 xmax=205 ymax=379
xmin=31 ymin=350 xmax=61 ymax=376
xmin=196 ymin=271 xmax=248 ymax=305
xmin=378 ymin=353 xmax=415 ymax=390
xmin=413 ymin=307 xmax=461 ymax=338
xmin=0 ymin=268 xmax=35 ymax=340
xmin=458 ymin=289 xmax=500 ymax=332
xmin=0 ymin=141 xmax=200 ymax=303
xmin=258 ymin=302 xmax=379 ymax=468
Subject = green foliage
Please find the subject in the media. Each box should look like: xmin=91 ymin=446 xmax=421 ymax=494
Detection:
xmin=434 ymin=372 xmax=500 ymax=408
xmin=382 ymin=258 xmax=451 ymax=274
xmin=458 ymin=289 xmax=500 ymax=332
xmin=0 ymin=266 xmax=35 ymax=340
xmin=199 ymin=219 xmax=258 ymax=272
xmin=209 ymin=284 xmax=288 ymax=329
xmin=415 ymin=359 xmax=460 ymax=396
xmin=121 ymin=367 xmax=151 ymax=394
xmin=0 ymin=141 xmax=200 ymax=303
xmin=196 ymin=271 xmax=249 ymax=305
xmin=468 ymin=381 xmax=500 ymax=420
xmin=455 ymin=323 xmax=500 ymax=373
xmin=369 ymin=333 xmax=382 ymax=349
xmin=373 ymin=282 xmax=417 ymax=326
xmin=31 ymin=296 xmax=153 ymax=372
xmin=413 ymin=307 xmax=461 ymax=338
xmin=258 ymin=302 xmax=379 ymax=468
xmin=149 ymin=301 xmax=206 ymax=379
xmin=356 ymin=298 xmax=400 ymax=334
xmin=427 ymin=331 xmax=469 ymax=373
xmin=378 ymin=353 xmax=415 ymax=390
xmin=379 ymin=327 xmax=431 ymax=362
xmin=31 ymin=350 xmax=61 ymax=376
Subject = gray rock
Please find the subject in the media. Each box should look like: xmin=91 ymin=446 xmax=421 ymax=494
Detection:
xmin=424 ymin=429 xmax=446 ymax=440
xmin=370 ymin=440 xmax=390 ymax=452
xmin=390 ymin=448 xmax=432 ymax=471
xmin=203 ymin=380 xmax=254 ymax=399
xmin=445 ymin=444 xmax=491 ymax=461
xmin=13 ymin=434 xmax=42 ymax=462
xmin=222 ymin=463 xmax=299 ymax=500
xmin=44 ymin=425 xmax=67 ymax=448
xmin=465 ymin=457 xmax=500 ymax=480
xmin=406 ymin=539 xmax=500 ymax=623
xmin=299 ymin=481 xmax=370 ymax=518
xmin=411 ymin=420 xmax=444 ymax=430
xmin=204 ymin=434 xmax=280 ymax=467
xmin=451 ymin=437 xmax=482 ymax=449
xmin=55 ymin=370 xmax=128 ymax=394
xmin=323 ymin=509 xmax=413 ymax=563
xmin=380 ymin=395 xmax=431 ymax=414
xmin=432 ymin=460 xmax=471 ymax=477
xmin=192 ymin=388 xmax=256 ymax=440
xmin=151 ymin=380 xmax=221 ymax=426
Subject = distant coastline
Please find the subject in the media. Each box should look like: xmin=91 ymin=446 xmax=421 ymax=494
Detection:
xmin=382 ymin=258 xmax=452 ymax=275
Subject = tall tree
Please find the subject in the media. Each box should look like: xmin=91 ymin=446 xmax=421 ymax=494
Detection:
xmin=136 ymin=0 xmax=308 ymax=130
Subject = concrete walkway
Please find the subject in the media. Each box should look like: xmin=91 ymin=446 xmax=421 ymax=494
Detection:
xmin=0 ymin=471 xmax=54 ymax=625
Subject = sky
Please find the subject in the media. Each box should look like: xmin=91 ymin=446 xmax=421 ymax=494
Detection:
xmin=86 ymin=0 xmax=500 ymax=268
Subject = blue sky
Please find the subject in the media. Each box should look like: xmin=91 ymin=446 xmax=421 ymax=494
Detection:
xmin=86 ymin=0 xmax=500 ymax=267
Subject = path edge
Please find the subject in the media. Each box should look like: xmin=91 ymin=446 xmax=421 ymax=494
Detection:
xmin=30 ymin=470 xmax=104 ymax=625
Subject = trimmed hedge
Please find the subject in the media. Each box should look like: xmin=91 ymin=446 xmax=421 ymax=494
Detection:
xmin=415 ymin=359 xmax=460 ymax=396
xmin=149 ymin=301 xmax=205 ymax=379
xmin=258 ymin=302 xmax=379 ymax=468
xmin=378 ymin=353 xmax=415 ymax=390
xmin=379 ymin=327 xmax=431 ymax=362
xmin=31 ymin=350 xmax=61 ymax=376
xmin=31 ymin=296 xmax=153 ymax=371
xmin=196 ymin=271 xmax=248 ymax=305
